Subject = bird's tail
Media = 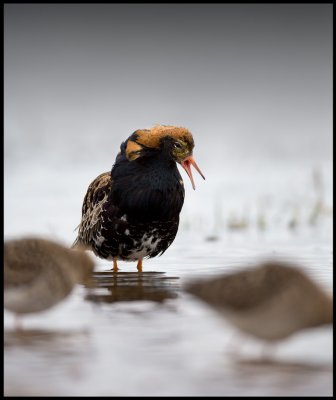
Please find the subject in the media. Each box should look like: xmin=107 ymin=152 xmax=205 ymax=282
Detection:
xmin=71 ymin=224 xmax=80 ymax=249
xmin=71 ymin=238 xmax=91 ymax=253
xmin=71 ymin=238 xmax=79 ymax=249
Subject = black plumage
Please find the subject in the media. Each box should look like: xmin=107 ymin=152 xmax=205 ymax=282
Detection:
xmin=73 ymin=125 xmax=204 ymax=271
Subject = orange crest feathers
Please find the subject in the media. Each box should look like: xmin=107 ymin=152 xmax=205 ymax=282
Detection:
xmin=135 ymin=125 xmax=194 ymax=148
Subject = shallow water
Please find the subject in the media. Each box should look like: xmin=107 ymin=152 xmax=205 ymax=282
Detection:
xmin=4 ymin=160 xmax=333 ymax=396
xmin=4 ymin=228 xmax=333 ymax=397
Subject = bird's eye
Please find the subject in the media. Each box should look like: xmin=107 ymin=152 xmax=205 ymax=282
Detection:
xmin=173 ymin=142 xmax=183 ymax=149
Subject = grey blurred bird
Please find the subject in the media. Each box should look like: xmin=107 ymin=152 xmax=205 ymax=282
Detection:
xmin=4 ymin=237 xmax=95 ymax=328
xmin=185 ymin=262 xmax=332 ymax=342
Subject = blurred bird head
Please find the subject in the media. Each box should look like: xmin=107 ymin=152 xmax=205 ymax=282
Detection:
xmin=124 ymin=125 xmax=205 ymax=189
xmin=68 ymin=247 xmax=95 ymax=285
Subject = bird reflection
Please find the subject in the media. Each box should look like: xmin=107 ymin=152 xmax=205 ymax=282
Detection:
xmin=85 ymin=271 xmax=180 ymax=303
xmin=4 ymin=328 xmax=90 ymax=351
xmin=232 ymin=357 xmax=333 ymax=374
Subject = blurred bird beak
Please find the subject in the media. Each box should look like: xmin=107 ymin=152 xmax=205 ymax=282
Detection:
xmin=181 ymin=156 xmax=205 ymax=190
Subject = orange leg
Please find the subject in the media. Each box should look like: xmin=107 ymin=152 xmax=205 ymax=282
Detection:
xmin=137 ymin=259 xmax=143 ymax=272
xmin=113 ymin=257 xmax=119 ymax=272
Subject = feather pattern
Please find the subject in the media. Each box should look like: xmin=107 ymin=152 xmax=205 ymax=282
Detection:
xmin=73 ymin=172 xmax=112 ymax=250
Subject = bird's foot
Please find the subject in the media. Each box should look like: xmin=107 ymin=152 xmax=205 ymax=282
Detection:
xmin=112 ymin=257 xmax=119 ymax=272
xmin=137 ymin=259 xmax=143 ymax=273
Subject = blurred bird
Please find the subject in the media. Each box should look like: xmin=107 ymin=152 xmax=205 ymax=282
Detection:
xmin=4 ymin=237 xmax=95 ymax=329
xmin=73 ymin=125 xmax=205 ymax=272
xmin=185 ymin=262 xmax=332 ymax=342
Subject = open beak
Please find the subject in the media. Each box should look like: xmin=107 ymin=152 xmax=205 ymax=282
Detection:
xmin=181 ymin=156 xmax=205 ymax=190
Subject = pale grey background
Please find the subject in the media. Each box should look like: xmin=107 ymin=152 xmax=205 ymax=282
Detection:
xmin=4 ymin=4 xmax=332 ymax=172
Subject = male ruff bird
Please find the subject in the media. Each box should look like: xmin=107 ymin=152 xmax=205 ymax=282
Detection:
xmin=73 ymin=125 xmax=205 ymax=272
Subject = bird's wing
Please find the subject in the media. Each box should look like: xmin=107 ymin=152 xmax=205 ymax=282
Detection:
xmin=73 ymin=172 xmax=112 ymax=248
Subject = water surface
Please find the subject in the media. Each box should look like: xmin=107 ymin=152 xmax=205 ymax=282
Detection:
xmin=4 ymin=229 xmax=333 ymax=396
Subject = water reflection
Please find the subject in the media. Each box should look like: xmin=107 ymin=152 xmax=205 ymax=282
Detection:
xmin=232 ymin=357 xmax=333 ymax=373
xmin=4 ymin=328 xmax=90 ymax=350
xmin=4 ymin=328 xmax=92 ymax=397
xmin=85 ymin=271 xmax=180 ymax=303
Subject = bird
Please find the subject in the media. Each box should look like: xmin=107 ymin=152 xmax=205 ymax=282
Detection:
xmin=73 ymin=124 xmax=205 ymax=272
xmin=184 ymin=261 xmax=333 ymax=342
xmin=4 ymin=237 xmax=95 ymax=329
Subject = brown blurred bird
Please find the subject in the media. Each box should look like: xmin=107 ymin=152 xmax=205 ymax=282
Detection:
xmin=73 ymin=125 xmax=205 ymax=272
xmin=185 ymin=262 xmax=332 ymax=342
xmin=4 ymin=237 xmax=95 ymax=328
